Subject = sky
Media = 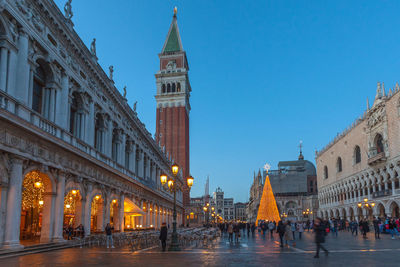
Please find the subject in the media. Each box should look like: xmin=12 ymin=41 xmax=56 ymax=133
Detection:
xmin=54 ymin=0 xmax=400 ymax=202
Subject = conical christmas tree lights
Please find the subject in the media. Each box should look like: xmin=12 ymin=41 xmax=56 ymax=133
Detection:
xmin=256 ymin=170 xmax=280 ymax=225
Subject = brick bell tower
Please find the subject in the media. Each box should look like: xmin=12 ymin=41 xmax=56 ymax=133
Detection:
xmin=155 ymin=8 xmax=191 ymax=223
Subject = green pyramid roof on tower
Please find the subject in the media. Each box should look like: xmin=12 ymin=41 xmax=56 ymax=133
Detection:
xmin=164 ymin=24 xmax=180 ymax=52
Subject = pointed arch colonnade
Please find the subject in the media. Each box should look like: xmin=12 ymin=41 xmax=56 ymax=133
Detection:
xmin=318 ymin=162 xmax=400 ymax=221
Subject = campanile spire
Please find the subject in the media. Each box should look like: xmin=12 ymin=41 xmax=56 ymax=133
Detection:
xmin=155 ymin=8 xmax=191 ymax=223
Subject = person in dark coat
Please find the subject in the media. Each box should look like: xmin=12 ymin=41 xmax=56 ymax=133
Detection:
xmin=276 ymin=221 xmax=286 ymax=248
xmin=314 ymin=217 xmax=328 ymax=258
xmin=159 ymin=222 xmax=168 ymax=251
xmin=373 ymin=217 xmax=380 ymax=239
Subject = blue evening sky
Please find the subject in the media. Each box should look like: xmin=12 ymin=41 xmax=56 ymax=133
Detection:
xmin=54 ymin=0 xmax=400 ymax=202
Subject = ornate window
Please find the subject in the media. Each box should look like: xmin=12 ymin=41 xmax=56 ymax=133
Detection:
xmin=375 ymin=134 xmax=384 ymax=153
xmin=172 ymin=83 xmax=176 ymax=92
xmin=32 ymin=65 xmax=46 ymax=114
xmin=337 ymin=157 xmax=342 ymax=172
xmin=167 ymin=83 xmax=171 ymax=93
xmin=324 ymin=166 xmax=328 ymax=179
xmin=161 ymin=84 xmax=166 ymax=94
xmin=354 ymin=145 xmax=361 ymax=164
xmin=177 ymin=82 xmax=181 ymax=92
xmin=69 ymin=92 xmax=85 ymax=139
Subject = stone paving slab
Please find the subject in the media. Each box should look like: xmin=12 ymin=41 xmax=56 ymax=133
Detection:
xmin=1 ymin=231 xmax=400 ymax=267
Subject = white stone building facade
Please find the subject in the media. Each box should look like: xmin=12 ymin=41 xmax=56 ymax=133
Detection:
xmin=317 ymin=82 xmax=400 ymax=221
xmin=0 ymin=0 xmax=184 ymax=249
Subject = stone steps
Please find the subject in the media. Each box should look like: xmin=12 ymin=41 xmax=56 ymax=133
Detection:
xmin=0 ymin=241 xmax=79 ymax=259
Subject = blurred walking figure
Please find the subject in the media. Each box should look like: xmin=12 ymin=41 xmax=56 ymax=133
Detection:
xmin=268 ymin=221 xmax=275 ymax=239
xmin=159 ymin=222 xmax=168 ymax=251
xmin=298 ymin=222 xmax=304 ymax=240
xmin=314 ymin=218 xmax=328 ymax=258
xmin=228 ymin=223 xmax=234 ymax=243
xmin=284 ymin=221 xmax=295 ymax=247
xmin=277 ymin=221 xmax=285 ymax=247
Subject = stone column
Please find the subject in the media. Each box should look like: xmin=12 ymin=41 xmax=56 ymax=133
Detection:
xmin=120 ymin=134 xmax=126 ymax=166
xmin=86 ymin=99 xmax=95 ymax=146
xmin=52 ymin=172 xmax=66 ymax=242
xmin=0 ymin=182 xmax=9 ymax=246
xmin=152 ymin=207 xmax=156 ymax=228
xmin=106 ymin=120 xmax=113 ymax=157
xmin=392 ymin=180 xmax=396 ymax=195
xmin=75 ymin=198 xmax=85 ymax=227
xmin=40 ymin=192 xmax=56 ymax=243
xmin=3 ymin=157 xmax=24 ymax=249
xmin=55 ymin=73 xmax=69 ymax=129
xmin=83 ymin=197 xmax=92 ymax=236
xmin=104 ymin=198 xmax=111 ymax=226
xmin=15 ymin=30 xmax=30 ymax=104
xmin=6 ymin=50 xmax=17 ymax=96
xmin=119 ymin=195 xmax=125 ymax=232
xmin=0 ymin=47 xmax=8 ymax=91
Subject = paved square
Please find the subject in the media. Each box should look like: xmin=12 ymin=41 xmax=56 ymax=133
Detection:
xmin=2 ymin=230 xmax=400 ymax=267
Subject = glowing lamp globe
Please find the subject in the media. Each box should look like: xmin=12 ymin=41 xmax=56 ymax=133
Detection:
xmin=171 ymin=164 xmax=179 ymax=176
xmin=160 ymin=174 xmax=168 ymax=185
xmin=72 ymin=190 xmax=77 ymax=195
xmin=34 ymin=181 xmax=42 ymax=188
xmin=187 ymin=176 xmax=194 ymax=188
xmin=168 ymin=179 xmax=174 ymax=189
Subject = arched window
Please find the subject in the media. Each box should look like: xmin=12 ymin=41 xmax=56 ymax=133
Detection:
xmin=375 ymin=134 xmax=384 ymax=153
xmin=287 ymin=210 xmax=294 ymax=216
xmin=32 ymin=65 xmax=46 ymax=114
xmin=167 ymin=84 xmax=171 ymax=93
xmin=354 ymin=145 xmax=361 ymax=164
xmin=324 ymin=166 xmax=328 ymax=179
xmin=161 ymin=84 xmax=166 ymax=94
xmin=177 ymin=82 xmax=181 ymax=92
xmin=69 ymin=93 xmax=78 ymax=135
xmin=94 ymin=113 xmax=105 ymax=152
xmin=69 ymin=92 xmax=85 ymax=139
xmin=337 ymin=157 xmax=342 ymax=172
xmin=172 ymin=83 xmax=176 ymax=92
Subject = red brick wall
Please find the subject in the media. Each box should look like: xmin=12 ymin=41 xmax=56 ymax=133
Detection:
xmin=156 ymin=106 xmax=190 ymax=221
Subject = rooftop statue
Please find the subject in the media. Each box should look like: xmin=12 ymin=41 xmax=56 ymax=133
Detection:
xmin=64 ymin=0 xmax=73 ymax=20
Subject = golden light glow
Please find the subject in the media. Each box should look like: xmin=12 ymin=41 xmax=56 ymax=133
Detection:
xmin=187 ymin=176 xmax=194 ymax=188
xmin=310 ymin=211 xmax=313 ymax=214
xmin=211 ymin=207 xmax=215 ymax=211
xmin=72 ymin=190 xmax=77 ymax=195
xmin=256 ymin=174 xmax=280 ymax=225
xmin=150 ymin=224 xmax=153 ymax=227
xmin=371 ymin=203 xmax=375 ymax=207
xmin=160 ymin=174 xmax=168 ymax=185
xmin=365 ymin=203 xmax=369 ymax=207
xmin=168 ymin=179 xmax=174 ymax=189
xmin=207 ymin=203 xmax=210 ymax=207
xmin=127 ymin=225 xmax=130 ymax=228
xmin=95 ymin=195 xmax=100 ymax=200
xmin=66 ymin=204 xmax=71 ymax=209
xmin=38 ymin=200 xmax=44 ymax=205
xmin=358 ymin=203 xmax=362 ymax=207
xmin=171 ymin=164 xmax=179 ymax=176
xmin=69 ymin=197 xmax=73 ymax=200
xmin=112 ymin=199 xmax=117 ymax=204
xmin=364 ymin=198 xmax=368 ymax=202
xmin=34 ymin=181 xmax=42 ymax=188
xmin=203 ymin=206 xmax=208 ymax=212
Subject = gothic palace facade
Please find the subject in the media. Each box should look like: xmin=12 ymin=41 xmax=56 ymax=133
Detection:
xmin=317 ymin=83 xmax=400 ymax=221
xmin=0 ymin=0 xmax=185 ymax=249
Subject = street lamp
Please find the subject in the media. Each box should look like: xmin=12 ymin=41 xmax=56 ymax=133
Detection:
xmin=160 ymin=163 xmax=194 ymax=251
xmin=203 ymin=205 xmax=209 ymax=227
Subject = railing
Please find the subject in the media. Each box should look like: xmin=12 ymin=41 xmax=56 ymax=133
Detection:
xmin=0 ymin=90 xmax=179 ymax=204
xmin=368 ymin=151 xmax=386 ymax=165
xmin=372 ymin=189 xmax=391 ymax=199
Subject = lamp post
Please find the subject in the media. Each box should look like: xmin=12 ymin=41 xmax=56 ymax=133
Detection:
xmin=160 ymin=164 xmax=194 ymax=251
xmin=357 ymin=198 xmax=375 ymax=220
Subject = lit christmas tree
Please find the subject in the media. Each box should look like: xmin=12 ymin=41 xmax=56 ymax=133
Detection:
xmin=256 ymin=166 xmax=280 ymax=225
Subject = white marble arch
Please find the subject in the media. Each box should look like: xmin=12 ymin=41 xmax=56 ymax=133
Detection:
xmin=84 ymin=186 xmax=106 ymax=235
xmin=20 ymin=167 xmax=57 ymax=243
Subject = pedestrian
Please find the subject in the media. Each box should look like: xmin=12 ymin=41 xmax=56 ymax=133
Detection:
xmin=67 ymin=224 xmax=73 ymax=240
xmin=159 ymin=222 xmax=168 ymax=251
xmin=228 ymin=223 xmax=234 ymax=242
xmin=105 ymin=223 xmax=115 ymax=248
xmin=373 ymin=217 xmax=380 ymax=239
xmin=284 ymin=220 xmax=295 ymax=247
xmin=268 ymin=221 xmax=275 ymax=239
xmin=234 ymin=223 xmax=240 ymax=243
xmin=332 ymin=219 xmax=338 ymax=237
xmin=276 ymin=221 xmax=285 ymax=248
xmin=290 ymin=222 xmax=296 ymax=240
xmin=247 ymin=223 xmax=250 ymax=237
xmin=251 ymin=223 xmax=256 ymax=237
xmin=314 ymin=217 xmax=329 ymax=258
xmin=298 ymin=221 xmax=304 ymax=240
